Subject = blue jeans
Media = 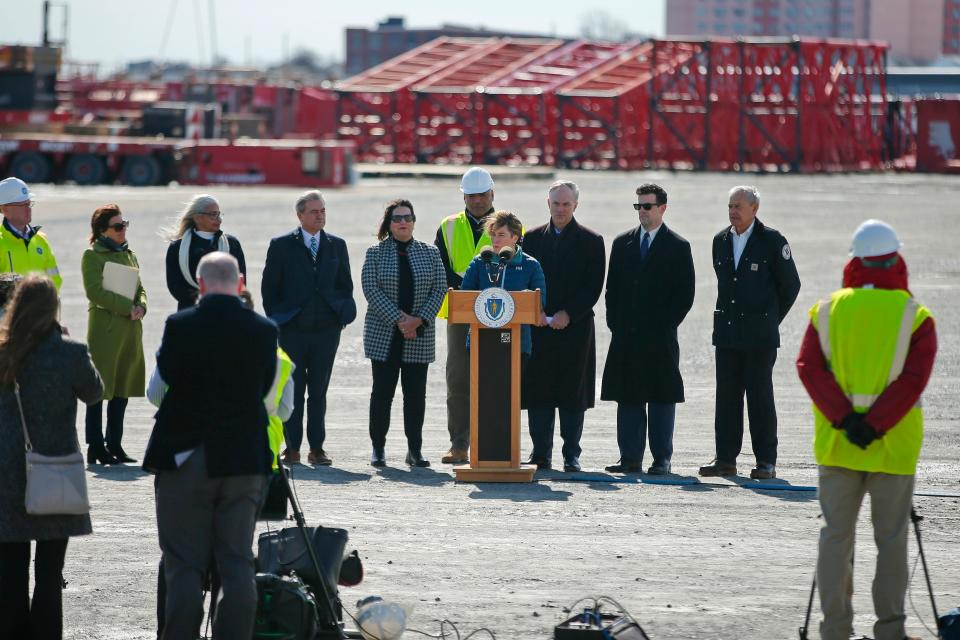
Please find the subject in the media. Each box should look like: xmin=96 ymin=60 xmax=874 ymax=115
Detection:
xmin=615 ymin=403 xmax=676 ymax=466
xmin=527 ymin=408 xmax=584 ymax=463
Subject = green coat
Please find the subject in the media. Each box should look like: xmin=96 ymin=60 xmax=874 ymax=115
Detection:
xmin=81 ymin=242 xmax=146 ymax=400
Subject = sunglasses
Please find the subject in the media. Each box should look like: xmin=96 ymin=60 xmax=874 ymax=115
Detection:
xmin=633 ymin=202 xmax=661 ymax=211
xmin=391 ymin=214 xmax=414 ymax=223
xmin=108 ymin=221 xmax=130 ymax=231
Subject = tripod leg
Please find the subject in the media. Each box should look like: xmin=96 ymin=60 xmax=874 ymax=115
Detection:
xmin=910 ymin=507 xmax=941 ymax=629
xmin=800 ymin=574 xmax=817 ymax=640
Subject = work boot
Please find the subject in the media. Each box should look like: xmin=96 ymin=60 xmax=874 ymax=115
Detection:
xmin=698 ymin=459 xmax=737 ymax=477
xmin=441 ymin=447 xmax=468 ymax=464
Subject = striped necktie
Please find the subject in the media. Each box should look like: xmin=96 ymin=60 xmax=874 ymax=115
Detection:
xmin=309 ymin=235 xmax=318 ymax=260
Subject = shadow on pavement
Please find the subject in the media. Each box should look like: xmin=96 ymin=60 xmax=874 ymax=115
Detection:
xmin=286 ymin=465 xmax=372 ymax=485
xmin=88 ymin=464 xmax=149 ymax=481
xmin=467 ymin=482 xmax=572 ymax=502
xmin=373 ymin=465 xmax=454 ymax=487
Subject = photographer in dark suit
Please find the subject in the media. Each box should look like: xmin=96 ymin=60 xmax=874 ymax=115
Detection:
xmin=144 ymin=251 xmax=277 ymax=640
xmin=602 ymin=183 xmax=695 ymax=475
xmin=262 ymin=191 xmax=356 ymax=467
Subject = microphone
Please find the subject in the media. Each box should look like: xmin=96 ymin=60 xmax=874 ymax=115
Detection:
xmin=497 ymin=246 xmax=515 ymax=264
xmin=479 ymin=245 xmax=495 ymax=263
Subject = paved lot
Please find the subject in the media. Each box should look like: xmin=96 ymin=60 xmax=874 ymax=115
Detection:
xmin=23 ymin=170 xmax=959 ymax=639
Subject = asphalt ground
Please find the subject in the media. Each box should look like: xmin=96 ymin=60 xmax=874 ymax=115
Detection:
xmin=19 ymin=170 xmax=960 ymax=639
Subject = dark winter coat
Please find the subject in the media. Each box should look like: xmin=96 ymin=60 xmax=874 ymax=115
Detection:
xmin=0 ymin=330 xmax=103 ymax=542
xmin=601 ymin=224 xmax=695 ymax=404
xmin=520 ymin=219 xmax=605 ymax=411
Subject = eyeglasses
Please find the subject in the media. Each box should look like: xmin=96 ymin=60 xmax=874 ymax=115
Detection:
xmin=6 ymin=200 xmax=34 ymax=208
xmin=108 ymin=221 xmax=130 ymax=231
xmin=197 ymin=211 xmax=222 ymax=219
xmin=391 ymin=214 xmax=414 ymax=223
xmin=633 ymin=202 xmax=661 ymax=211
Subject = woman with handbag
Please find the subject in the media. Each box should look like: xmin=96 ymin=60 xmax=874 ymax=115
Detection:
xmin=81 ymin=204 xmax=147 ymax=464
xmin=361 ymin=199 xmax=447 ymax=468
xmin=0 ymin=275 xmax=103 ymax=639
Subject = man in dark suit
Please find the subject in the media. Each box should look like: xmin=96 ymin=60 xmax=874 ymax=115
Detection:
xmin=699 ymin=185 xmax=800 ymax=480
xmin=602 ymin=183 xmax=695 ymax=475
xmin=262 ymin=190 xmax=355 ymax=466
xmin=521 ymin=180 xmax=605 ymax=472
xmin=144 ymin=251 xmax=277 ymax=640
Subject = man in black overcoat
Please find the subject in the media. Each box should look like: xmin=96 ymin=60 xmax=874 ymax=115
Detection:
xmin=521 ymin=180 xmax=605 ymax=472
xmin=601 ymin=183 xmax=695 ymax=475
xmin=698 ymin=185 xmax=800 ymax=480
xmin=144 ymin=252 xmax=277 ymax=640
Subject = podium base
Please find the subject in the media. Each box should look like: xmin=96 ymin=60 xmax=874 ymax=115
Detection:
xmin=453 ymin=464 xmax=537 ymax=483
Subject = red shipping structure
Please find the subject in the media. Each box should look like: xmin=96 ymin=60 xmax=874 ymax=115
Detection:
xmin=336 ymin=37 xmax=496 ymax=163
xmin=915 ymin=97 xmax=960 ymax=173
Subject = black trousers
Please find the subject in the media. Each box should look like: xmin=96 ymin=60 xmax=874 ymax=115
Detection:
xmin=84 ymin=397 xmax=129 ymax=452
xmin=0 ymin=538 xmax=69 ymax=640
xmin=368 ymin=341 xmax=429 ymax=455
xmin=280 ymin=327 xmax=341 ymax=452
xmin=714 ymin=346 xmax=779 ymax=465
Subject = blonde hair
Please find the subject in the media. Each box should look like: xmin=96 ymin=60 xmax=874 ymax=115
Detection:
xmin=483 ymin=210 xmax=523 ymax=239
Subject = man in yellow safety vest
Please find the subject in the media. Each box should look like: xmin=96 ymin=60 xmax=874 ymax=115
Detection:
xmin=796 ymin=219 xmax=937 ymax=640
xmin=0 ymin=177 xmax=61 ymax=291
xmin=433 ymin=167 xmax=496 ymax=464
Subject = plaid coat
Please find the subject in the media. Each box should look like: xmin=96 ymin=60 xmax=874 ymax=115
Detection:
xmin=362 ymin=238 xmax=446 ymax=363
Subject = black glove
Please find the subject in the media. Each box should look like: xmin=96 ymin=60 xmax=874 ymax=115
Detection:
xmin=836 ymin=413 xmax=861 ymax=431
xmin=844 ymin=415 xmax=880 ymax=450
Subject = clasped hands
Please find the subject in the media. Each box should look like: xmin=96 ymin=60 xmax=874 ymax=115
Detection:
xmin=396 ymin=311 xmax=422 ymax=339
xmin=130 ymin=305 xmax=146 ymax=321
xmin=837 ymin=412 xmax=881 ymax=449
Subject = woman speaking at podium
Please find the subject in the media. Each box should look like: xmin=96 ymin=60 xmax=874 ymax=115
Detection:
xmin=460 ymin=210 xmax=547 ymax=361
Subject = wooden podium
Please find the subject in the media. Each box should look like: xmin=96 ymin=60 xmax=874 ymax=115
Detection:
xmin=447 ymin=288 xmax=541 ymax=483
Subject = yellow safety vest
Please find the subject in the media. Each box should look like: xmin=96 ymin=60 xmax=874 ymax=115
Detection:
xmin=0 ymin=223 xmax=62 ymax=291
xmin=810 ymin=288 xmax=931 ymax=475
xmin=267 ymin=348 xmax=294 ymax=471
xmin=437 ymin=211 xmax=491 ymax=319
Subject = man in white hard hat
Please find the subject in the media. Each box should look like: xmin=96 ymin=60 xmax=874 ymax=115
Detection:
xmin=0 ymin=177 xmax=62 ymax=291
xmin=796 ymin=219 xmax=937 ymax=640
xmin=433 ymin=167 xmax=496 ymax=464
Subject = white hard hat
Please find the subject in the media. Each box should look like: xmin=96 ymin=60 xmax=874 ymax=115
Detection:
xmin=0 ymin=177 xmax=34 ymax=205
xmin=850 ymin=219 xmax=902 ymax=258
xmin=460 ymin=167 xmax=494 ymax=194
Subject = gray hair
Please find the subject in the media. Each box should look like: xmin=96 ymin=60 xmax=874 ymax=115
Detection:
xmin=196 ymin=251 xmax=240 ymax=293
xmin=296 ymin=190 xmax=324 ymax=214
xmin=548 ymin=180 xmax=579 ymax=201
xmin=728 ymin=185 xmax=760 ymax=206
xmin=167 ymin=194 xmax=220 ymax=241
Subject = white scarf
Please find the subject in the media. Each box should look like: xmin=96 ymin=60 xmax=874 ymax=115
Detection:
xmin=179 ymin=229 xmax=230 ymax=289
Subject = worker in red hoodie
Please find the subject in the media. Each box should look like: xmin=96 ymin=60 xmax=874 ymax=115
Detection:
xmin=796 ymin=219 xmax=937 ymax=640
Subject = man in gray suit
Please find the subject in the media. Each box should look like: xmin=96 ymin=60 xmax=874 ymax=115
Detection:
xmin=144 ymin=252 xmax=278 ymax=640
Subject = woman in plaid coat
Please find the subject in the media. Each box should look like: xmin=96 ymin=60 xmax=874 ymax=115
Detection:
xmin=361 ymin=199 xmax=447 ymax=468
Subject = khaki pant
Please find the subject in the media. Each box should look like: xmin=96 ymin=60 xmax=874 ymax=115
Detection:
xmin=445 ymin=322 xmax=471 ymax=449
xmin=817 ymin=465 xmax=914 ymax=640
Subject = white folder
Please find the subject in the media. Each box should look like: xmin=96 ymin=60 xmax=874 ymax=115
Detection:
xmin=102 ymin=262 xmax=139 ymax=300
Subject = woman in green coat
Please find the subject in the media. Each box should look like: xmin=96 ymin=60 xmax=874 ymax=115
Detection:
xmin=81 ymin=204 xmax=146 ymax=464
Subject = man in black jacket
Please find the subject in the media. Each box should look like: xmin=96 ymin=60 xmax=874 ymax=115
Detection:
xmin=262 ymin=191 xmax=355 ymax=467
xmin=601 ymin=183 xmax=695 ymax=475
xmin=144 ymin=251 xmax=277 ymax=640
xmin=521 ymin=180 xmax=605 ymax=472
xmin=699 ymin=185 xmax=800 ymax=480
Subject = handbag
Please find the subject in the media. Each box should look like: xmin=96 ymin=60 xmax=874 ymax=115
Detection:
xmin=15 ymin=382 xmax=90 ymax=516
xmin=256 ymin=525 xmax=347 ymax=594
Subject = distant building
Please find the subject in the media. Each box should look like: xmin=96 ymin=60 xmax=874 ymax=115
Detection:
xmin=666 ymin=0 xmax=960 ymax=64
xmin=344 ymin=16 xmax=553 ymax=76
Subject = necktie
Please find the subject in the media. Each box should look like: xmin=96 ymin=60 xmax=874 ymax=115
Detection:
xmin=309 ymin=235 xmax=318 ymax=260
xmin=639 ymin=232 xmax=650 ymax=260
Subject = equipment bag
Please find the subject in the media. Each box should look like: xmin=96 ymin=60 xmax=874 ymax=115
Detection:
xmin=253 ymin=573 xmax=319 ymax=640
xmin=257 ymin=526 xmax=348 ymax=595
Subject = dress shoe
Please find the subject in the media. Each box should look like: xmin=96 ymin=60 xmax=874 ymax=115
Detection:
xmin=526 ymin=456 xmax=552 ymax=470
xmin=87 ymin=445 xmax=119 ymax=465
xmin=370 ymin=448 xmax=386 ymax=468
xmin=441 ymin=447 xmax=468 ymax=464
xmin=563 ymin=457 xmax=581 ymax=473
xmin=750 ymin=462 xmax=776 ymax=480
xmin=604 ymin=460 xmax=642 ymax=473
xmin=405 ymin=451 xmax=431 ymax=468
xmin=698 ymin=459 xmax=737 ymax=476
xmin=106 ymin=446 xmax=136 ymax=463
xmin=646 ymin=461 xmax=671 ymax=475
xmin=308 ymin=449 xmax=332 ymax=466
xmin=281 ymin=449 xmax=301 ymax=464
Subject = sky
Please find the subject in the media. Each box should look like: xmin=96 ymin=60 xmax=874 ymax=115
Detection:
xmin=2 ymin=0 xmax=666 ymax=73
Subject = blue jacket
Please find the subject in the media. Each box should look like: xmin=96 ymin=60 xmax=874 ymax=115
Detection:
xmin=461 ymin=247 xmax=546 ymax=354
